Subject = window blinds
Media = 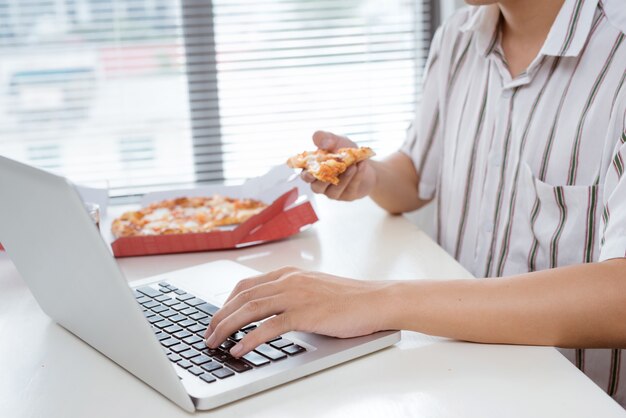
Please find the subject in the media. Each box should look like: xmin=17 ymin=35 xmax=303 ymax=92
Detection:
xmin=0 ymin=0 xmax=434 ymax=198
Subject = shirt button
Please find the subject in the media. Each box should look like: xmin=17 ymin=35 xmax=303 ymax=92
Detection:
xmin=501 ymin=89 xmax=513 ymax=98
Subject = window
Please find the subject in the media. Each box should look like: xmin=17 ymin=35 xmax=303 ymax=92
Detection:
xmin=0 ymin=0 xmax=435 ymax=198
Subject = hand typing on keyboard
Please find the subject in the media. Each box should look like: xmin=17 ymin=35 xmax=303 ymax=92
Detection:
xmin=204 ymin=267 xmax=391 ymax=358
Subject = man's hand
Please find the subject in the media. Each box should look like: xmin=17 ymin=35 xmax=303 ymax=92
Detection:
xmin=203 ymin=267 xmax=392 ymax=358
xmin=302 ymin=131 xmax=377 ymax=201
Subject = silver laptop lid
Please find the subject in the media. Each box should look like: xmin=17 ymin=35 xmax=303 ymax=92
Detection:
xmin=0 ymin=156 xmax=194 ymax=412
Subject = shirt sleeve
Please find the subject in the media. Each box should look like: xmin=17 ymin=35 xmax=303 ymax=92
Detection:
xmin=598 ymin=106 xmax=626 ymax=261
xmin=399 ymin=25 xmax=444 ymax=202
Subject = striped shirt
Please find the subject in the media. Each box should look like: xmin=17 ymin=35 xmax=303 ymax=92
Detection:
xmin=401 ymin=0 xmax=626 ymax=406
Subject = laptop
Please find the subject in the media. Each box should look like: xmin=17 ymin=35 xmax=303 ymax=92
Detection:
xmin=0 ymin=156 xmax=400 ymax=412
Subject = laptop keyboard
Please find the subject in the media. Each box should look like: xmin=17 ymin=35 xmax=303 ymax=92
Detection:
xmin=134 ymin=281 xmax=307 ymax=385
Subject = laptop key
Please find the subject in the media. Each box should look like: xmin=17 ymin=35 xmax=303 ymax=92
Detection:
xmin=161 ymin=338 xmax=180 ymax=348
xmin=185 ymin=297 xmax=207 ymax=307
xmin=199 ymin=373 xmax=216 ymax=384
xmin=181 ymin=307 xmax=198 ymax=316
xmin=155 ymin=332 xmax=170 ymax=341
xmin=170 ymin=343 xmax=189 ymax=354
xmin=160 ymin=287 xmax=173 ymax=293
xmin=148 ymin=315 xmax=164 ymax=324
xmin=176 ymin=293 xmax=195 ymax=302
xmin=242 ymin=351 xmax=270 ymax=367
xmin=212 ymin=351 xmax=230 ymax=363
xmin=193 ymin=341 xmax=208 ymax=351
xmin=189 ymin=311 xmax=207 ymax=320
xmin=191 ymin=354 xmax=212 ymax=366
xmin=269 ymin=338 xmax=293 ymax=350
xmin=196 ymin=302 xmax=219 ymax=315
xmin=255 ymin=344 xmax=287 ymax=361
xmin=173 ymin=330 xmax=192 ymax=340
xmin=162 ymin=299 xmax=179 ymax=307
xmin=224 ymin=358 xmax=252 ymax=373
xmin=231 ymin=331 xmax=246 ymax=342
xmin=151 ymin=304 xmax=168 ymax=314
xmin=184 ymin=335 xmax=203 ymax=345
xmin=164 ymin=325 xmax=183 ymax=334
xmin=180 ymin=349 xmax=200 ymax=360
xmin=177 ymin=360 xmax=193 ymax=369
xmin=187 ymin=366 xmax=204 ymax=376
xmin=174 ymin=289 xmax=186 ymax=295
xmin=167 ymin=353 xmax=182 ymax=363
xmin=160 ymin=309 xmax=178 ymax=318
xmin=154 ymin=294 xmax=170 ymax=303
xmin=143 ymin=310 xmax=156 ymax=319
xmin=171 ymin=303 xmax=189 ymax=311
xmin=283 ymin=344 xmax=306 ymax=356
xmin=136 ymin=295 xmax=151 ymax=304
xmin=154 ymin=319 xmax=173 ymax=329
xmin=188 ymin=324 xmax=205 ymax=334
xmin=212 ymin=367 xmax=235 ymax=379
xmin=220 ymin=340 xmax=236 ymax=351
xmin=179 ymin=319 xmax=196 ymax=328
xmin=198 ymin=317 xmax=211 ymax=326
xmin=201 ymin=362 xmax=222 ymax=373
xmin=142 ymin=300 xmax=159 ymax=309
xmin=137 ymin=286 xmax=161 ymax=298
xmin=158 ymin=282 xmax=170 ymax=287
xmin=169 ymin=314 xmax=187 ymax=323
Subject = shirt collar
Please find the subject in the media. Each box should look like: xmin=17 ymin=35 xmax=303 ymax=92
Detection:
xmin=460 ymin=0 xmax=600 ymax=58
xmin=541 ymin=0 xmax=600 ymax=57
xmin=459 ymin=5 xmax=501 ymax=57
xmin=601 ymin=0 xmax=626 ymax=35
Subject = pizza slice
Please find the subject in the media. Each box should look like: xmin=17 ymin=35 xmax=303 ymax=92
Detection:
xmin=286 ymin=147 xmax=375 ymax=185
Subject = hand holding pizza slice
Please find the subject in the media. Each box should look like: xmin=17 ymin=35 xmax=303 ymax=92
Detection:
xmin=287 ymin=146 xmax=375 ymax=186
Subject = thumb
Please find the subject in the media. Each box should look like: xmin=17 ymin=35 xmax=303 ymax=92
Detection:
xmin=312 ymin=131 xmax=357 ymax=151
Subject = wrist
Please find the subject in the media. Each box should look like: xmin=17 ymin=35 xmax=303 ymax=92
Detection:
xmin=370 ymin=281 xmax=413 ymax=332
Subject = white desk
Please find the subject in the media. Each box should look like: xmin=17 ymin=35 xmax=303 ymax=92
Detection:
xmin=1 ymin=197 xmax=624 ymax=417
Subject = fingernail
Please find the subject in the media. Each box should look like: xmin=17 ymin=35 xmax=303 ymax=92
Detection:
xmin=230 ymin=343 xmax=244 ymax=357
xmin=206 ymin=333 xmax=217 ymax=347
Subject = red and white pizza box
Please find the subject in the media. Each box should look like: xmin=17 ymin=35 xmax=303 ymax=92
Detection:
xmin=109 ymin=165 xmax=318 ymax=258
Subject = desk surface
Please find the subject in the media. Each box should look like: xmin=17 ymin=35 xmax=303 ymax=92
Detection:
xmin=1 ymin=197 xmax=624 ymax=418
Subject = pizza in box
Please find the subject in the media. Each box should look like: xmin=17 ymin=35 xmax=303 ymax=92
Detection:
xmin=110 ymin=188 xmax=317 ymax=257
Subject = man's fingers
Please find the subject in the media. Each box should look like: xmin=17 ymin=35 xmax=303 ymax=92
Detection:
xmin=206 ymin=280 xmax=282 ymax=339
xmin=311 ymin=180 xmax=330 ymax=195
xmin=312 ymin=130 xmax=357 ymax=151
xmin=301 ymin=171 xmax=316 ymax=183
xmin=205 ymin=296 xmax=282 ymax=348
xmin=223 ymin=266 xmax=298 ymax=305
xmin=229 ymin=315 xmax=290 ymax=358
xmin=340 ymin=162 xmax=367 ymax=199
xmin=325 ymin=165 xmax=357 ymax=200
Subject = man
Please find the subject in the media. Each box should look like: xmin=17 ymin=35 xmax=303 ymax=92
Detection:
xmin=205 ymin=0 xmax=626 ymax=404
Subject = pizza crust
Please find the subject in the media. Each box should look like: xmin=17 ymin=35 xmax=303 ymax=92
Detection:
xmin=286 ymin=147 xmax=375 ymax=185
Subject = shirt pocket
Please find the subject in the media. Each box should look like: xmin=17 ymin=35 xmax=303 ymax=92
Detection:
xmin=519 ymin=162 xmax=602 ymax=271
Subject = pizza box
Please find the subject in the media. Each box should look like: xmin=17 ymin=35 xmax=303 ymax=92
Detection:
xmin=109 ymin=165 xmax=318 ymax=258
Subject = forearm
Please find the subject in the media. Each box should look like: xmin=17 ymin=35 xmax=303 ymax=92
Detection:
xmin=382 ymin=259 xmax=626 ymax=348
xmin=369 ymin=152 xmax=431 ymax=214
